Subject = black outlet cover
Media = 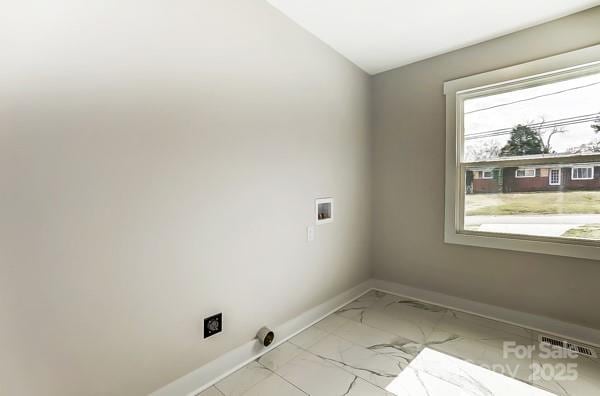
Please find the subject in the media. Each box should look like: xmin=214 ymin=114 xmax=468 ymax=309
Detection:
xmin=204 ymin=313 xmax=222 ymax=338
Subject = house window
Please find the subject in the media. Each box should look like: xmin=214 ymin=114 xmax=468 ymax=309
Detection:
xmin=549 ymin=169 xmax=561 ymax=185
xmin=572 ymin=167 xmax=594 ymax=180
xmin=515 ymin=168 xmax=536 ymax=178
xmin=444 ymin=43 xmax=600 ymax=260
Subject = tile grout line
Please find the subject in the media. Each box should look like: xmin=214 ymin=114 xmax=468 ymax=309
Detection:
xmin=195 ymin=386 xmax=225 ymax=396
xmin=286 ymin=328 xmax=397 ymax=394
xmin=300 ymin=293 xmax=431 ymax=393
xmin=425 ymin=309 xmax=538 ymax=386
xmin=335 ymin=294 xmax=437 ymax=344
xmin=319 ymin=320 xmax=424 ymax=371
xmin=215 ymin=387 xmax=225 ymax=396
xmin=254 ymin=361 xmax=311 ymax=396
xmin=212 ymin=363 xmax=271 ymax=396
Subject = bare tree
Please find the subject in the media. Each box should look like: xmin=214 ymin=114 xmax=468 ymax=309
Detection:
xmin=533 ymin=117 xmax=565 ymax=154
xmin=465 ymin=140 xmax=501 ymax=161
xmin=542 ymin=126 xmax=566 ymax=153
xmin=567 ymin=138 xmax=600 ymax=154
xmin=568 ymin=115 xmax=600 ymax=153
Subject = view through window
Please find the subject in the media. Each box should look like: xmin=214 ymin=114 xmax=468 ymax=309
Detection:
xmin=462 ymin=69 xmax=600 ymax=241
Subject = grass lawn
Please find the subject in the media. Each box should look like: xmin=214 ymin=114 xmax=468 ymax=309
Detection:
xmin=466 ymin=191 xmax=600 ymax=216
xmin=562 ymin=224 xmax=600 ymax=239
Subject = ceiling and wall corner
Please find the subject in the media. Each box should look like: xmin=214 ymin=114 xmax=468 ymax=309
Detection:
xmin=266 ymin=0 xmax=600 ymax=74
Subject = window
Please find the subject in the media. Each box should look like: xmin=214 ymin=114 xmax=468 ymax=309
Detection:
xmin=515 ymin=168 xmax=536 ymax=178
xmin=444 ymin=44 xmax=600 ymax=260
xmin=482 ymin=170 xmax=493 ymax=179
xmin=549 ymin=168 xmax=561 ymax=185
xmin=572 ymin=167 xmax=594 ymax=180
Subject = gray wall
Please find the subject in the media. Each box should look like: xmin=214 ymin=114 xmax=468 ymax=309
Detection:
xmin=372 ymin=7 xmax=600 ymax=330
xmin=0 ymin=1 xmax=371 ymax=395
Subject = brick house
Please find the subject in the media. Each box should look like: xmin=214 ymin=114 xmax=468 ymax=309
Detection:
xmin=467 ymin=164 xmax=600 ymax=194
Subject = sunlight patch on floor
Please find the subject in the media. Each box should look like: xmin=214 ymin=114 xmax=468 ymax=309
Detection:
xmin=386 ymin=348 xmax=555 ymax=396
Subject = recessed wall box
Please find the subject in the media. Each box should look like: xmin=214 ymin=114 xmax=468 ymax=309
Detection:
xmin=315 ymin=198 xmax=333 ymax=224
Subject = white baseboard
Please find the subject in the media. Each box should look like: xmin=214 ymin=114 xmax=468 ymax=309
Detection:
xmin=150 ymin=278 xmax=600 ymax=396
xmin=370 ymin=279 xmax=600 ymax=348
xmin=149 ymin=280 xmax=373 ymax=396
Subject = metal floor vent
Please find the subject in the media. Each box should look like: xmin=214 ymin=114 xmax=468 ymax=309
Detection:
xmin=539 ymin=335 xmax=597 ymax=358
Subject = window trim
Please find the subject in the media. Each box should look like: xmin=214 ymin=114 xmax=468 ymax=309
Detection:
xmin=549 ymin=168 xmax=561 ymax=186
xmin=571 ymin=166 xmax=594 ymax=180
xmin=481 ymin=170 xmax=494 ymax=179
xmin=444 ymin=43 xmax=600 ymax=261
xmin=515 ymin=168 xmax=536 ymax=178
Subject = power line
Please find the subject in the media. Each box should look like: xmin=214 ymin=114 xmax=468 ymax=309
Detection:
xmin=465 ymin=117 xmax=598 ymax=140
xmin=464 ymin=80 xmax=600 ymax=114
xmin=464 ymin=113 xmax=600 ymax=140
xmin=466 ymin=113 xmax=599 ymax=138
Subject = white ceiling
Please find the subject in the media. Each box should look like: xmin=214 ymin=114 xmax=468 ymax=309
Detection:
xmin=266 ymin=0 xmax=600 ymax=75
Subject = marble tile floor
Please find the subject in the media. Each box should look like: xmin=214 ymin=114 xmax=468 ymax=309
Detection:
xmin=198 ymin=290 xmax=600 ymax=396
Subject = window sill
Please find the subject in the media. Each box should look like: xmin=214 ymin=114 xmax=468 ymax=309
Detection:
xmin=444 ymin=229 xmax=600 ymax=260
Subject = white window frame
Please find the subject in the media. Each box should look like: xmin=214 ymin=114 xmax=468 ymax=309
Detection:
xmin=571 ymin=166 xmax=594 ymax=180
xmin=549 ymin=168 xmax=561 ymax=186
xmin=481 ymin=170 xmax=494 ymax=179
xmin=515 ymin=168 xmax=536 ymax=178
xmin=444 ymin=44 xmax=600 ymax=261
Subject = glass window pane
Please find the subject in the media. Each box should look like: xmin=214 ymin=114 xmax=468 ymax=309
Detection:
xmin=463 ymin=72 xmax=600 ymax=162
xmin=464 ymin=166 xmax=600 ymax=241
xmin=549 ymin=169 xmax=560 ymax=185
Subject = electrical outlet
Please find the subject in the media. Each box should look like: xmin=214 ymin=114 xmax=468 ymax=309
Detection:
xmin=204 ymin=313 xmax=222 ymax=338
